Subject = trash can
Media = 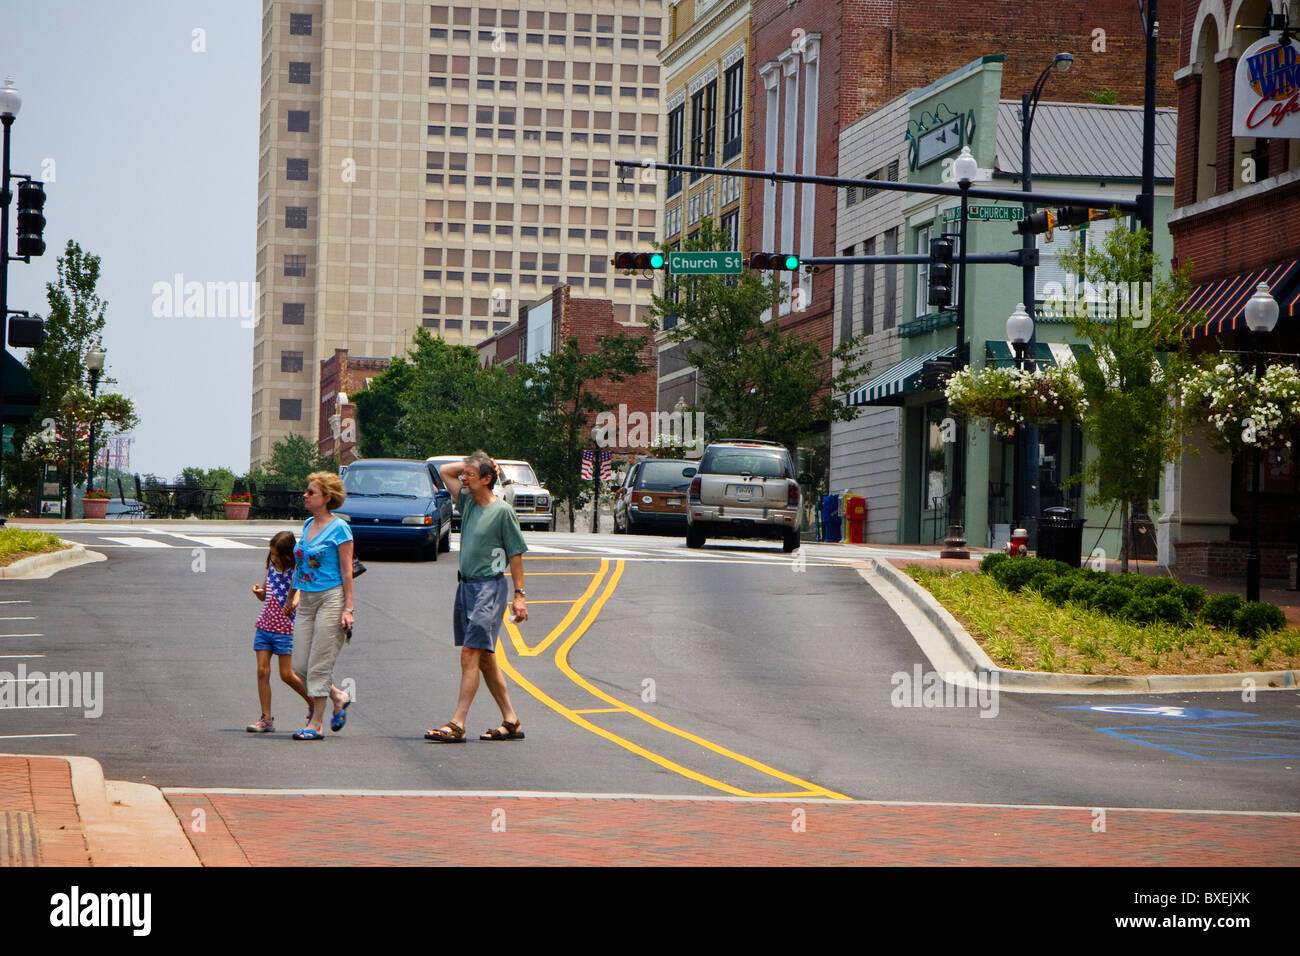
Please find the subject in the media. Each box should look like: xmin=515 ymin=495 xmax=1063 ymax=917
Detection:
xmin=1037 ymin=506 xmax=1085 ymax=567
xmin=844 ymin=494 xmax=867 ymax=544
xmin=821 ymin=494 xmax=842 ymax=543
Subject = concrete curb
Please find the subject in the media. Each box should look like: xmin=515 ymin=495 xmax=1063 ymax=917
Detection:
xmin=0 ymin=541 xmax=106 ymax=579
xmin=868 ymin=557 xmax=1299 ymax=695
xmin=0 ymin=753 xmax=200 ymax=867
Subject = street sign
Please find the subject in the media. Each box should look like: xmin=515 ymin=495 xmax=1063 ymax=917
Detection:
xmin=669 ymin=251 xmax=743 ymax=275
xmin=942 ymin=204 xmax=1025 ymax=222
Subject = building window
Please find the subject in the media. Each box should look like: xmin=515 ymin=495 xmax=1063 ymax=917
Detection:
xmin=287 ymin=110 xmax=310 ymax=132
xmin=914 ymin=223 xmax=932 ymax=318
xmin=286 ymin=158 xmax=308 ymax=181
xmin=719 ymin=175 xmax=740 ymax=207
xmin=721 ymin=209 xmax=740 ymax=250
xmin=667 ymin=104 xmax=684 ymax=197
xmin=665 ymin=204 xmax=681 ymax=237
xmin=279 ymin=399 xmax=302 ymax=421
xmin=285 ymin=206 xmax=308 ymax=229
xmin=839 ymin=246 xmax=855 ymax=345
xmin=689 ymin=81 xmax=717 ymax=181
xmin=686 ymin=192 xmax=700 ymax=227
xmin=883 ymin=228 xmax=897 ymax=329
xmin=282 ymin=302 xmax=305 ymax=325
xmin=289 ymin=13 xmax=312 ymax=35
xmin=722 ymin=61 xmax=743 ymax=162
xmin=280 ymin=351 xmax=304 ymax=373
xmin=862 ymin=238 xmax=876 ymax=335
xmin=283 ymin=255 xmax=306 ymax=277
xmin=288 ymin=61 xmax=311 ymax=84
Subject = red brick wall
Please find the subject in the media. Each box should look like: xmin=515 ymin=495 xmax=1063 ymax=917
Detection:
xmin=318 ymin=349 xmax=390 ymax=464
xmin=561 ymin=295 xmax=659 ymax=453
xmin=1168 ymin=179 xmax=1300 ymax=284
xmin=1214 ymin=57 xmax=1236 ymax=196
xmin=1175 ymin=73 xmax=1200 ymax=208
xmin=1174 ymin=540 xmax=1294 ymax=578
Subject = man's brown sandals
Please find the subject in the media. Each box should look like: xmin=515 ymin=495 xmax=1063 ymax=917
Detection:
xmin=480 ymin=719 xmax=525 ymax=741
xmin=425 ymin=721 xmax=465 ymax=743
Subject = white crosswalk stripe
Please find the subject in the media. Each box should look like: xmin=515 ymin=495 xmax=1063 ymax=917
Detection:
xmin=99 ymin=536 xmax=175 ymax=548
xmin=165 ymin=534 xmax=257 ymax=549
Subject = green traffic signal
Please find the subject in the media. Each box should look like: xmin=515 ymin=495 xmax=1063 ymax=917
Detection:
xmin=649 ymin=252 xmax=666 ymax=269
xmin=783 ymin=254 xmax=799 ymax=270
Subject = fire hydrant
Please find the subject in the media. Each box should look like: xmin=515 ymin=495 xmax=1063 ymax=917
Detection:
xmin=1007 ymin=527 xmax=1029 ymax=556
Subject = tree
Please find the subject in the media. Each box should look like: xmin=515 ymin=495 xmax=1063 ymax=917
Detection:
xmin=647 ymin=217 xmax=868 ymax=462
xmin=249 ymin=434 xmax=337 ymax=490
xmin=3 ymin=242 xmax=138 ymax=514
xmin=529 ymin=332 xmax=650 ymax=530
xmin=352 ymin=357 xmax=419 ymax=459
xmin=1058 ymin=220 xmax=1193 ymax=571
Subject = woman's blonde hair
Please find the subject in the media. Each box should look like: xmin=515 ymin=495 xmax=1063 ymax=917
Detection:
xmin=307 ymin=471 xmax=346 ymax=511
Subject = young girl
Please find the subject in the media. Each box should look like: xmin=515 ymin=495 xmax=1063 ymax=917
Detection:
xmin=247 ymin=532 xmax=311 ymax=732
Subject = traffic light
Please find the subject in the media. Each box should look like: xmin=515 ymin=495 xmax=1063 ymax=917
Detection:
xmin=1013 ymin=209 xmax=1056 ymax=237
xmin=612 ymin=251 xmax=666 ymax=270
xmin=15 ymin=181 xmax=47 ymax=258
xmin=7 ymin=314 xmax=45 ymax=348
xmin=1054 ymin=205 xmax=1112 ymax=228
xmin=749 ymin=252 xmax=800 ymax=271
xmin=927 ymin=236 xmax=954 ymax=309
xmin=1013 ymin=206 xmax=1112 ymax=236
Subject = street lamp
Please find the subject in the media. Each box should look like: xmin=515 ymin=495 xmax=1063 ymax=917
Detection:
xmin=941 ymin=146 xmax=978 ymax=559
xmin=590 ymin=423 xmax=603 ymax=534
xmin=0 ymin=77 xmax=23 ymax=525
xmin=1243 ymin=282 xmax=1279 ymax=603
xmin=1006 ymin=303 xmax=1035 ymax=534
xmin=85 ymin=350 xmax=106 ymax=493
xmin=1019 ymin=52 xmax=1072 ymax=552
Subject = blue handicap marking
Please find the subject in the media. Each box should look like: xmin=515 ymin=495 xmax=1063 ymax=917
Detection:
xmin=1094 ymin=720 xmax=1300 ymax=761
xmin=1059 ymin=705 xmax=1254 ymax=720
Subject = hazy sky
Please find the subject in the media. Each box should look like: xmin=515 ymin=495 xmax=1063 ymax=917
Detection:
xmin=3 ymin=0 xmax=260 ymax=478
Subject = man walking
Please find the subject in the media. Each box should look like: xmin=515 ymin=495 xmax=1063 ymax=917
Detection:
xmin=426 ymin=451 xmax=529 ymax=743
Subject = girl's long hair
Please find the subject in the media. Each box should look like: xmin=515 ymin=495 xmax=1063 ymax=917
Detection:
xmin=267 ymin=531 xmax=297 ymax=571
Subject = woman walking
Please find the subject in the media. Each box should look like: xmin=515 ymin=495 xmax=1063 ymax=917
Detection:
xmin=291 ymin=471 xmax=355 ymax=740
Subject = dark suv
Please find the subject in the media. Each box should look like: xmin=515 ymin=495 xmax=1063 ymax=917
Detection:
xmin=686 ymin=440 xmax=802 ymax=552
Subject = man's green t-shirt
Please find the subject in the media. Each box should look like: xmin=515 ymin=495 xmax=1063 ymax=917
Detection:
xmin=458 ymin=491 xmax=528 ymax=578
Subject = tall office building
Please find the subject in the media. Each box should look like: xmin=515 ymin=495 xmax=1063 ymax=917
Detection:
xmin=254 ymin=1 xmax=666 ymax=467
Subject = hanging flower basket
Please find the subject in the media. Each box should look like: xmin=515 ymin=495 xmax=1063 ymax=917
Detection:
xmin=944 ymin=365 xmax=1089 ymax=438
xmin=1178 ymin=359 xmax=1300 ymax=454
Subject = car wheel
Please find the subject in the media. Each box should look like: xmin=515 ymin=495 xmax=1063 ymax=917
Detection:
xmin=439 ymin=525 xmax=451 ymax=553
xmin=782 ymin=529 xmax=800 ymax=553
xmin=686 ymin=525 xmax=705 ymax=549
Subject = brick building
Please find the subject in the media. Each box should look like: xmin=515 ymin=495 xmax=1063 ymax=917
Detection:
xmin=317 ymin=349 xmax=392 ymax=465
xmin=1157 ymin=0 xmax=1300 ymax=577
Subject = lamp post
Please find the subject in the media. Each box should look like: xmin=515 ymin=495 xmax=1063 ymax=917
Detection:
xmin=941 ymin=146 xmax=978 ymax=559
xmin=84 ymin=350 xmax=105 ymax=493
xmin=1243 ymin=282 xmax=1279 ymax=603
xmin=0 ymin=78 xmax=22 ymax=525
xmin=1006 ymin=303 xmax=1035 ymax=532
xmin=1020 ymin=52 xmax=1073 ymax=550
xmin=590 ymin=424 xmax=602 ymax=534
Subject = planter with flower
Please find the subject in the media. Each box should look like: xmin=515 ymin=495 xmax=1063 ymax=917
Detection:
xmin=943 ymin=363 xmax=1089 ymax=438
xmin=223 ymin=493 xmax=253 ymax=520
xmin=82 ymin=489 xmax=112 ymax=519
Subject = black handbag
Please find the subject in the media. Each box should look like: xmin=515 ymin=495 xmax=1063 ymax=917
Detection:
xmin=352 ymin=557 xmax=367 ymax=577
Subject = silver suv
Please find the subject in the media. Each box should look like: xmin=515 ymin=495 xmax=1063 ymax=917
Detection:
xmin=686 ymin=440 xmax=802 ymax=552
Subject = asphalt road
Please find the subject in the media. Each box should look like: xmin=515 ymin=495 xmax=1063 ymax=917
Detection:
xmin=2 ymin=524 xmax=1297 ymax=810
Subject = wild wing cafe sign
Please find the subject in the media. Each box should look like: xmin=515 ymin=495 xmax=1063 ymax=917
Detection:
xmin=1235 ymin=34 xmax=1300 ymax=136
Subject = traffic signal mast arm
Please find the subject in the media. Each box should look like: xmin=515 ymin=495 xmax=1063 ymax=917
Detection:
xmin=615 ymin=159 xmax=1141 ymax=216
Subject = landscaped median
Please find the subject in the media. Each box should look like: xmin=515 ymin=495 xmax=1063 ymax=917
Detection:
xmin=905 ymin=554 xmax=1300 ymax=676
xmin=0 ymin=527 xmax=72 ymax=569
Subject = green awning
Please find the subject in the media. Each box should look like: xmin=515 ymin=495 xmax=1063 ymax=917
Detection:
xmin=983 ymin=341 xmax=1094 ymax=367
xmin=3 ymin=350 xmax=40 ymax=425
xmin=846 ymin=346 xmax=956 ymax=407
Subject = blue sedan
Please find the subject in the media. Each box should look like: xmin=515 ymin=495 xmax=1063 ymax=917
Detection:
xmin=336 ymin=459 xmax=454 ymax=560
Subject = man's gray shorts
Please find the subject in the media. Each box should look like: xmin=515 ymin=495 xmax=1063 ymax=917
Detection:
xmin=453 ymin=575 xmax=510 ymax=651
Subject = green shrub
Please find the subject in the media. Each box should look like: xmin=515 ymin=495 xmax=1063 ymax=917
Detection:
xmin=1068 ymin=578 xmax=1102 ymax=608
xmin=1042 ymin=576 xmax=1076 ymax=606
xmin=1107 ymin=572 xmax=1142 ymax=590
xmin=1093 ymin=584 xmax=1132 ymax=615
xmin=1177 ymin=585 xmax=1207 ymax=615
xmin=1232 ymin=602 xmax=1287 ymax=641
xmin=1153 ymin=594 xmax=1189 ymax=627
xmin=980 ymin=552 xmax=1010 ymax=574
xmin=1122 ymin=596 xmax=1159 ymax=625
xmin=1134 ymin=576 xmax=1180 ymax=599
xmin=1202 ymin=593 xmax=1244 ymax=629
xmin=1027 ymin=571 xmax=1056 ymax=593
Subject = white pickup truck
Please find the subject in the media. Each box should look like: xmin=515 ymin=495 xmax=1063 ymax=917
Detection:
xmin=427 ymin=455 xmax=553 ymax=532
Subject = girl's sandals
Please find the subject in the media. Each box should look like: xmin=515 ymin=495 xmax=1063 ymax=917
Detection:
xmin=480 ymin=719 xmax=525 ymax=741
xmin=425 ymin=721 xmax=466 ymax=743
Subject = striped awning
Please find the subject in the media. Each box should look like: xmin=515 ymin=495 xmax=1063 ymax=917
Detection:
xmin=984 ymin=341 xmax=1092 ymax=367
xmin=846 ymin=346 xmax=956 ymax=407
xmin=1176 ymin=261 xmax=1300 ymax=338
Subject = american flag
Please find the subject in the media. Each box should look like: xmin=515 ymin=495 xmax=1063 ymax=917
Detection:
xmin=581 ymin=450 xmax=613 ymax=480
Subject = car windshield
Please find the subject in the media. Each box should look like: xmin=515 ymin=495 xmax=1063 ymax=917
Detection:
xmin=343 ymin=467 xmax=434 ymax=498
xmin=700 ymin=449 xmax=792 ymax=479
xmin=637 ymin=461 xmax=692 ymax=491
xmin=500 ymin=463 xmax=537 ymax=485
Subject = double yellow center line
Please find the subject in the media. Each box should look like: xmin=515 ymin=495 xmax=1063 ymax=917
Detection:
xmin=496 ymin=556 xmax=848 ymax=800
